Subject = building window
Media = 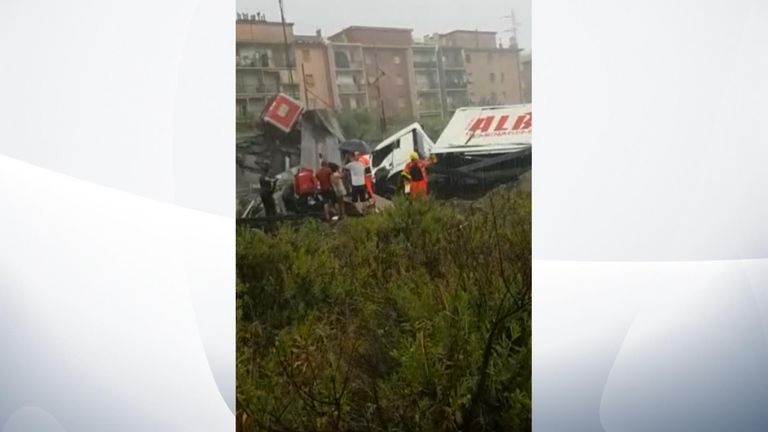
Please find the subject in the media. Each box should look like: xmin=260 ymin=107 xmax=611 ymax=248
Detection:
xmin=304 ymin=74 xmax=315 ymax=87
xmin=397 ymin=97 xmax=406 ymax=109
xmin=490 ymin=72 xmax=496 ymax=82
xmin=302 ymin=49 xmax=311 ymax=62
xmin=465 ymin=53 xmax=472 ymax=63
xmin=393 ymin=55 xmax=401 ymax=64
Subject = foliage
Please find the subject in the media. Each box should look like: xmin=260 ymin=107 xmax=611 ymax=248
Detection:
xmin=419 ymin=116 xmax=450 ymax=142
xmin=337 ymin=110 xmax=382 ymax=143
xmin=337 ymin=110 xmax=428 ymax=145
xmin=237 ymin=189 xmax=531 ymax=432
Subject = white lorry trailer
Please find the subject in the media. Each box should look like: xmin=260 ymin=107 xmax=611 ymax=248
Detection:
xmin=429 ymin=104 xmax=531 ymax=198
xmin=369 ymin=104 xmax=531 ymax=199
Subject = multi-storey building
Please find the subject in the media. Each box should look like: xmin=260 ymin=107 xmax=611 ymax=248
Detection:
xmin=294 ymin=33 xmax=336 ymax=110
xmin=235 ymin=18 xmax=301 ymax=118
xmin=328 ymin=42 xmax=369 ymax=111
xmin=440 ymin=30 xmax=524 ymax=106
xmin=520 ymin=52 xmax=532 ymax=103
xmin=236 ymin=17 xmax=527 ymax=128
xmin=330 ymin=27 xmax=417 ymax=122
xmin=437 ymin=45 xmax=471 ymax=116
xmin=411 ymin=44 xmax=444 ymax=119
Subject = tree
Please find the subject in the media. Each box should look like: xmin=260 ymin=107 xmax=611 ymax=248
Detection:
xmin=337 ymin=110 xmax=380 ymax=142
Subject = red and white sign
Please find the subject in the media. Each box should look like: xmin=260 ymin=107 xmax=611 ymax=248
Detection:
xmin=262 ymin=93 xmax=304 ymax=133
xmin=466 ymin=111 xmax=531 ymax=137
xmin=434 ymin=104 xmax=532 ymax=154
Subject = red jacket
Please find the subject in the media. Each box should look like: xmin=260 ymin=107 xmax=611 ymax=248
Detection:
xmin=294 ymin=168 xmax=317 ymax=196
xmin=404 ymin=159 xmax=428 ymax=183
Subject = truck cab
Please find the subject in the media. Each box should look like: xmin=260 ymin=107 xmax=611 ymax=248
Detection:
xmin=370 ymin=123 xmax=434 ymax=198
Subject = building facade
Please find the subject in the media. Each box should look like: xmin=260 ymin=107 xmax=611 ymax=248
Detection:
xmin=440 ymin=31 xmax=524 ymax=106
xmin=330 ymin=27 xmax=417 ymax=123
xmin=520 ymin=53 xmax=532 ymax=103
xmin=236 ymin=18 xmax=526 ymax=129
xmin=328 ymin=42 xmax=369 ymax=111
xmin=236 ymin=19 xmax=301 ymax=118
xmin=294 ymin=34 xmax=335 ymax=110
xmin=412 ymin=44 xmax=444 ymax=118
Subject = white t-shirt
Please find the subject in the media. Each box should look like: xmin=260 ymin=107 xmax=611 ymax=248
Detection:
xmin=345 ymin=161 xmax=366 ymax=186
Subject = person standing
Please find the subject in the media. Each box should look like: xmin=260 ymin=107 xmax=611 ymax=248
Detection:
xmin=294 ymin=166 xmax=317 ymax=213
xmin=259 ymin=166 xmax=278 ymax=216
xmin=345 ymin=155 xmax=368 ymax=214
xmin=402 ymin=152 xmax=430 ymax=199
xmin=355 ymin=151 xmax=375 ymax=205
xmin=315 ymin=161 xmax=334 ymax=221
xmin=329 ymin=163 xmax=346 ymax=219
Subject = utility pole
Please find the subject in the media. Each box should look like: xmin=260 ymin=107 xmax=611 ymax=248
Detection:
xmin=301 ymin=63 xmax=309 ymax=107
xmin=371 ymin=52 xmax=387 ymax=136
xmin=278 ymin=0 xmax=294 ymax=89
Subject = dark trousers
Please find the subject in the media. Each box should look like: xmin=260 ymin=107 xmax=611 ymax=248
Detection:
xmin=260 ymin=193 xmax=277 ymax=216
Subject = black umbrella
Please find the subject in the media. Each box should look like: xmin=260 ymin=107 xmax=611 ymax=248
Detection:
xmin=339 ymin=139 xmax=370 ymax=155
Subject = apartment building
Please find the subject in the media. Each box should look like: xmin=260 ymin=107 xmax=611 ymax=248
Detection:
xmin=235 ymin=17 xmax=526 ymax=129
xmin=440 ymin=30 xmax=524 ymax=106
xmin=328 ymin=43 xmax=369 ymax=111
xmin=236 ymin=19 xmax=302 ymax=117
xmin=520 ymin=52 xmax=532 ymax=103
xmin=438 ymin=45 xmax=471 ymax=115
xmin=330 ymin=27 xmax=417 ymax=121
xmin=412 ymin=44 xmax=443 ymax=118
xmin=294 ymin=34 xmax=335 ymax=110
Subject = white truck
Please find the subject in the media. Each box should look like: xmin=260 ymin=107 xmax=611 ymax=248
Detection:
xmin=429 ymin=104 xmax=531 ymax=198
xmin=370 ymin=104 xmax=532 ymax=198
xmin=370 ymin=122 xmax=435 ymax=198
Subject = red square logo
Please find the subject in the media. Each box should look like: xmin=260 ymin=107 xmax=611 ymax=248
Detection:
xmin=262 ymin=93 xmax=304 ymax=133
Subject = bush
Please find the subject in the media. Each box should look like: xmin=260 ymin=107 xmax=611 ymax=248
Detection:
xmin=237 ymin=190 xmax=531 ymax=432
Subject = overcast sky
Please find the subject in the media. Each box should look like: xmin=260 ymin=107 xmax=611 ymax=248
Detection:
xmin=236 ymin=0 xmax=531 ymax=53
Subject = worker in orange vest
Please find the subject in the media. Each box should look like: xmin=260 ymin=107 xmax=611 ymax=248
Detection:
xmin=355 ymin=151 xmax=375 ymax=205
xmin=402 ymin=152 xmax=432 ymax=199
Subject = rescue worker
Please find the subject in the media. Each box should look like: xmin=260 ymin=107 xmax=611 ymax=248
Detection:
xmin=259 ymin=166 xmax=278 ymax=216
xmin=402 ymin=152 xmax=432 ymax=199
xmin=355 ymin=151 xmax=375 ymax=206
xmin=294 ymin=166 xmax=318 ymax=213
xmin=329 ymin=163 xmax=346 ymax=220
xmin=315 ymin=161 xmax=334 ymax=221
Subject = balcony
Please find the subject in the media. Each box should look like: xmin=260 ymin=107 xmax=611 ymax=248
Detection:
xmin=236 ymin=54 xmax=295 ymax=69
xmin=337 ymin=83 xmax=366 ymax=94
xmin=334 ymin=50 xmax=364 ymax=71
xmin=413 ymin=60 xmax=438 ymax=69
xmin=418 ymin=104 xmax=442 ymax=112
xmin=335 ymin=61 xmax=364 ymax=70
xmin=445 ymin=82 xmax=468 ymax=90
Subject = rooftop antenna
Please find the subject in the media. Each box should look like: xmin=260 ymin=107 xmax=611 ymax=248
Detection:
xmin=502 ymin=9 xmax=523 ymax=48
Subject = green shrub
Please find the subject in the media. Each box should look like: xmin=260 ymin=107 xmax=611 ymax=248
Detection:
xmin=237 ymin=190 xmax=531 ymax=432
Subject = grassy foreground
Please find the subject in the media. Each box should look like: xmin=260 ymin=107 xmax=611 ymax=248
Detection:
xmin=237 ymin=189 xmax=531 ymax=432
